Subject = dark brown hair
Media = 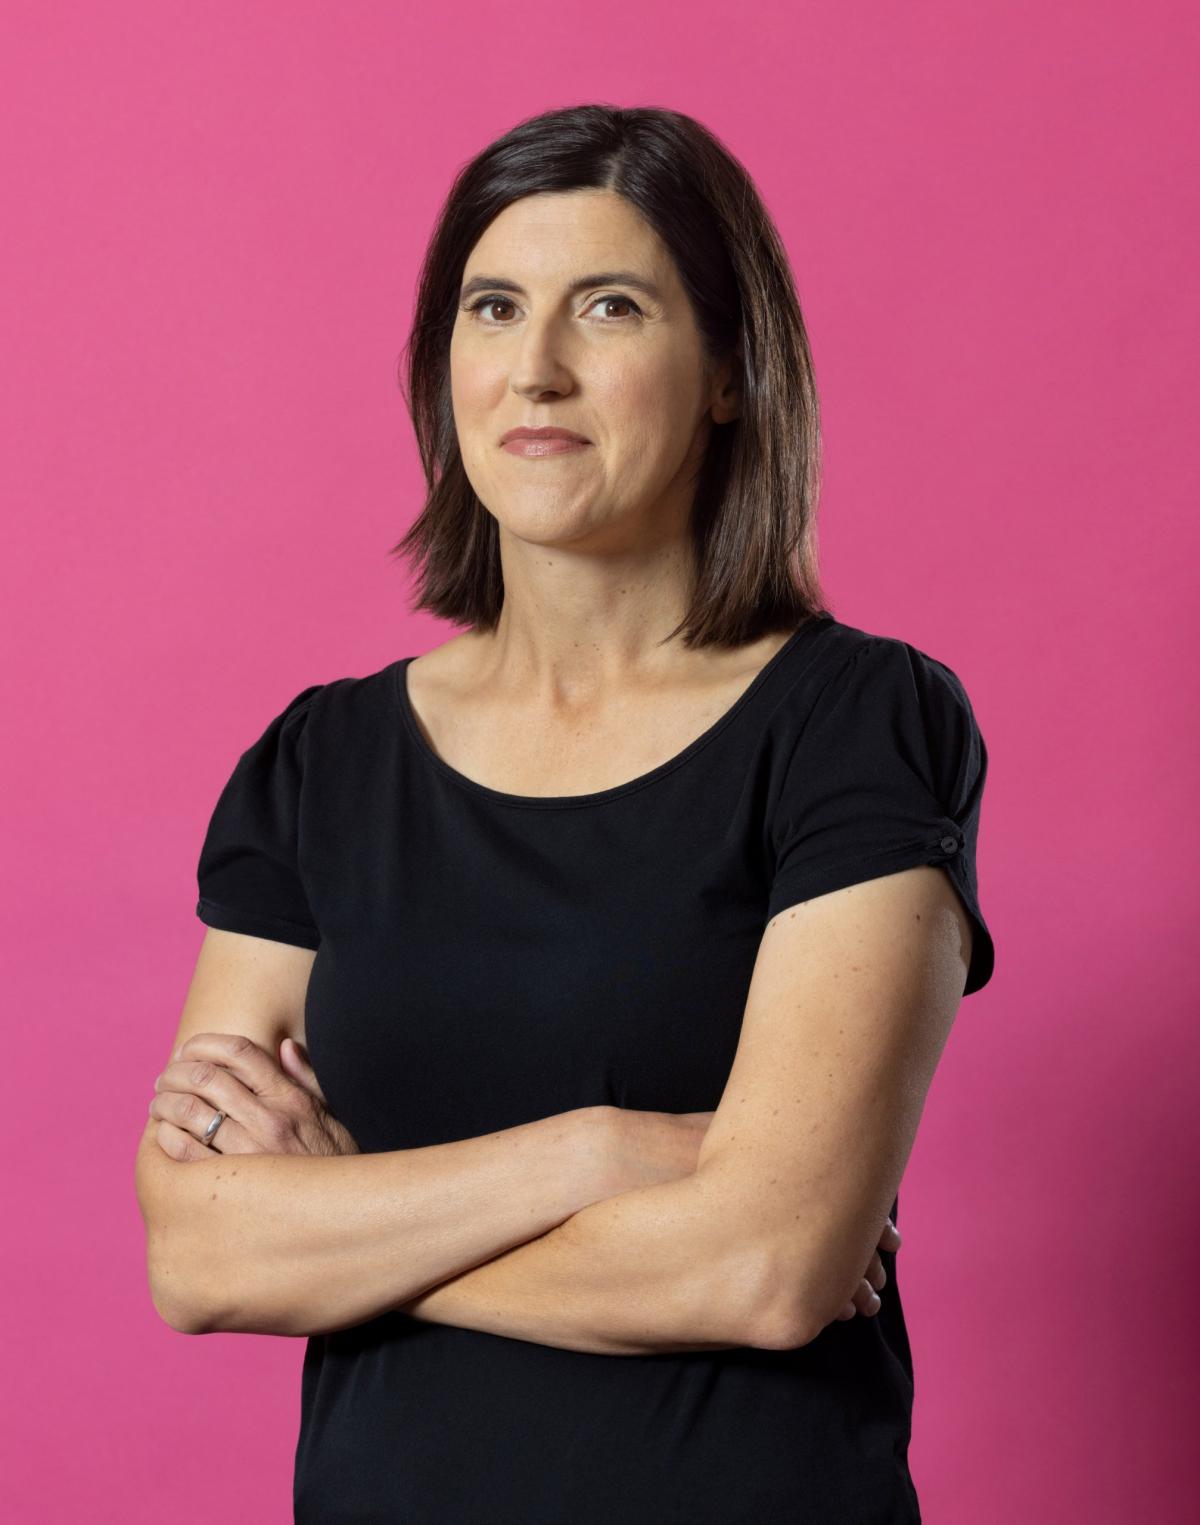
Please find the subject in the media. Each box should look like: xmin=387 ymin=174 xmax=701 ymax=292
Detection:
xmin=390 ymin=103 xmax=831 ymax=648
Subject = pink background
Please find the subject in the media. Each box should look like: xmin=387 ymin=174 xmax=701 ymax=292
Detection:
xmin=3 ymin=2 xmax=1195 ymax=1520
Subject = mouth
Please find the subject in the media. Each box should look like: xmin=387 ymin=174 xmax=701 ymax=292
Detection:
xmin=501 ymin=426 xmax=589 ymax=443
xmin=500 ymin=428 xmax=592 ymax=458
xmin=501 ymin=437 xmax=592 ymax=457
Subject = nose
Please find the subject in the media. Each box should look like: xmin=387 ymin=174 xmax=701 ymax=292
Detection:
xmin=507 ymin=315 xmax=575 ymax=400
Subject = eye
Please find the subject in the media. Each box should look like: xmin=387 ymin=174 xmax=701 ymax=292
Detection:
xmin=462 ymin=293 xmax=643 ymax=325
xmin=465 ymin=295 xmax=518 ymax=324
xmin=590 ymin=295 xmax=641 ymax=321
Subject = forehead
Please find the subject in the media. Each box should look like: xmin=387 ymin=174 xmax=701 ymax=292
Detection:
xmin=463 ymin=190 xmax=673 ymax=288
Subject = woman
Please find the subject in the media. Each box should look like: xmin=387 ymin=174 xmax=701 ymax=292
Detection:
xmin=138 ymin=104 xmax=994 ymax=1522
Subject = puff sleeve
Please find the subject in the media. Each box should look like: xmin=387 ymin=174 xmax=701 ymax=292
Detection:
xmin=766 ymin=637 xmax=995 ymax=995
xmin=195 ymin=684 xmax=324 ymax=950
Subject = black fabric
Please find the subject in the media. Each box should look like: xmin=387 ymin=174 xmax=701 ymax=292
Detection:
xmin=195 ymin=613 xmax=994 ymax=1524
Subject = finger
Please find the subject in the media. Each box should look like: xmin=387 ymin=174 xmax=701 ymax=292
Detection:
xmin=153 ymin=1117 xmax=221 ymax=1163
xmin=878 ymin=1218 xmax=902 ymax=1252
xmin=172 ymin=1032 xmax=293 ymax=1101
xmin=853 ymin=1278 xmax=882 ymax=1316
xmin=149 ymin=1087 xmax=259 ymax=1155
xmin=153 ymin=1056 xmax=285 ymax=1153
xmin=864 ymin=1252 xmax=887 ymax=1294
xmin=835 ymin=1302 xmax=857 ymax=1321
xmin=279 ymin=1038 xmax=327 ymax=1104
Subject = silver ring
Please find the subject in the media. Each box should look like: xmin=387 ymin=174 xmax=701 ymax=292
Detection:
xmin=202 ymin=1109 xmax=227 ymax=1147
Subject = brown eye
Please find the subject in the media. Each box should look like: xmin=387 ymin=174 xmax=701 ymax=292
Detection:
xmin=469 ymin=297 xmax=516 ymax=323
xmin=596 ymin=296 xmax=637 ymax=319
xmin=464 ymin=292 xmax=643 ymax=325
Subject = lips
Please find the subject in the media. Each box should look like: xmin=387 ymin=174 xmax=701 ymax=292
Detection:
xmin=500 ymin=426 xmax=591 ymax=457
xmin=500 ymin=427 xmax=590 ymax=445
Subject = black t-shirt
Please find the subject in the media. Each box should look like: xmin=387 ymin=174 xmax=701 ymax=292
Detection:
xmin=195 ymin=612 xmax=994 ymax=1524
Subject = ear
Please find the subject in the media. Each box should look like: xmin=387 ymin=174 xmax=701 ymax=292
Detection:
xmin=709 ymin=341 xmax=742 ymax=426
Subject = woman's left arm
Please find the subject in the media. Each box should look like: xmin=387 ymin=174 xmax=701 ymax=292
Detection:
xmin=400 ymin=863 xmax=963 ymax=1355
xmin=397 ymin=1156 xmax=767 ymax=1354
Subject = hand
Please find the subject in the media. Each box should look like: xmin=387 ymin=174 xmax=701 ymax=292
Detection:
xmin=147 ymin=1033 xmax=360 ymax=1161
xmin=832 ymin=1218 xmax=902 ymax=1322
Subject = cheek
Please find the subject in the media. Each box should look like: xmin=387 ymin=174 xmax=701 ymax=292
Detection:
xmin=450 ymin=363 xmax=505 ymax=473
xmin=450 ymin=364 xmax=492 ymax=424
xmin=596 ymin=363 xmax=702 ymax=469
xmin=449 ymin=333 xmax=503 ymax=410
xmin=613 ymin=335 xmax=702 ymax=414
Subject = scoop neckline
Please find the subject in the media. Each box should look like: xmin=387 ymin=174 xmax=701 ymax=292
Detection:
xmin=392 ymin=615 xmax=834 ymax=810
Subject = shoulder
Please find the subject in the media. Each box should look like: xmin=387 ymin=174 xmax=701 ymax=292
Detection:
xmin=289 ymin=653 xmax=415 ymax=730
xmin=799 ymin=617 xmax=979 ymax=723
xmin=766 ymin=618 xmax=987 ymax=808
xmin=806 ymin=614 xmax=962 ymax=675
xmin=308 ymin=633 xmax=478 ymax=716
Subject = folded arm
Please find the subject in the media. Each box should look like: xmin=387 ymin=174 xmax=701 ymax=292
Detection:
xmin=135 ymin=1105 xmax=601 ymax=1337
xmin=397 ymin=1154 xmax=773 ymax=1355
xmin=399 ymin=865 xmax=971 ymax=1355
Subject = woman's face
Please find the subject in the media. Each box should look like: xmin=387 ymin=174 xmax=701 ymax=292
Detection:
xmin=449 ymin=188 xmax=738 ymax=552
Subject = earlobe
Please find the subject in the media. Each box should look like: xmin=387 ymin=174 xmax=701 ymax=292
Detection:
xmin=713 ymin=349 xmax=742 ymax=425
xmin=712 ymin=384 xmax=741 ymax=426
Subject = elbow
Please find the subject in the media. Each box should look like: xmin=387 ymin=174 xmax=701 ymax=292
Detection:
xmin=750 ymin=1252 xmax=882 ymax=1351
xmin=139 ymin=1169 xmax=226 ymax=1334
xmin=146 ymin=1229 xmax=220 ymax=1335
xmin=746 ymin=1294 xmax=815 ymax=1352
xmin=684 ymin=1174 xmax=816 ymax=1351
xmin=136 ymin=1131 xmax=225 ymax=1334
xmin=668 ymin=1228 xmax=789 ymax=1352
xmin=151 ymin=1288 xmax=212 ymax=1337
xmin=711 ymin=1238 xmax=816 ymax=1352
xmin=740 ymin=1243 xmax=825 ymax=1352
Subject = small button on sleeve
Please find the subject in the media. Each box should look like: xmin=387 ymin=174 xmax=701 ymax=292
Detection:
xmin=766 ymin=637 xmax=994 ymax=995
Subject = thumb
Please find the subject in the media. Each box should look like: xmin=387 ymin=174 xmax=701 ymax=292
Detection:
xmin=279 ymin=1037 xmax=327 ymax=1104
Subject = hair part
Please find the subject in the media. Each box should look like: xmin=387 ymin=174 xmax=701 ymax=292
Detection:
xmin=390 ymin=102 xmax=831 ymax=648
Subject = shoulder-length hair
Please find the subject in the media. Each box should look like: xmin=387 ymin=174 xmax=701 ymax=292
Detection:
xmin=391 ymin=103 xmax=831 ymax=648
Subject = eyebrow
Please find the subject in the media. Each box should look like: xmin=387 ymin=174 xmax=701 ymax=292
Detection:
xmin=458 ymin=270 xmax=664 ymax=304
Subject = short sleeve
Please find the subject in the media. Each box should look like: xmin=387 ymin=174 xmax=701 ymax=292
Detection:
xmin=195 ymin=684 xmax=324 ymax=950
xmin=766 ymin=637 xmax=995 ymax=996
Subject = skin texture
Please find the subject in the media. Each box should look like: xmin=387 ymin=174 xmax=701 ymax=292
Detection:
xmin=145 ymin=187 xmax=936 ymax=1346
xmin=451 ymin=188 xmax=734 ymax=583
xmin=147 ymin=1033 xmax=898 ymax=1335
xmin=421 ymin=183 xmax=791 ymax=795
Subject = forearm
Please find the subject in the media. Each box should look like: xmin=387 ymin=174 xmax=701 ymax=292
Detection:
xmin=398 ymin=1157 xmax=772 ymax=1356
xmin=138 ymin=1108 xmax=601 ymax=1337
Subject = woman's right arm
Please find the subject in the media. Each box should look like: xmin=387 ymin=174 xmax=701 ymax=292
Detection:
xmin=134 ymin=928 xmax=608 ymax=1339
xmin=135 ymin=1107 xmax=602 ymax=1338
